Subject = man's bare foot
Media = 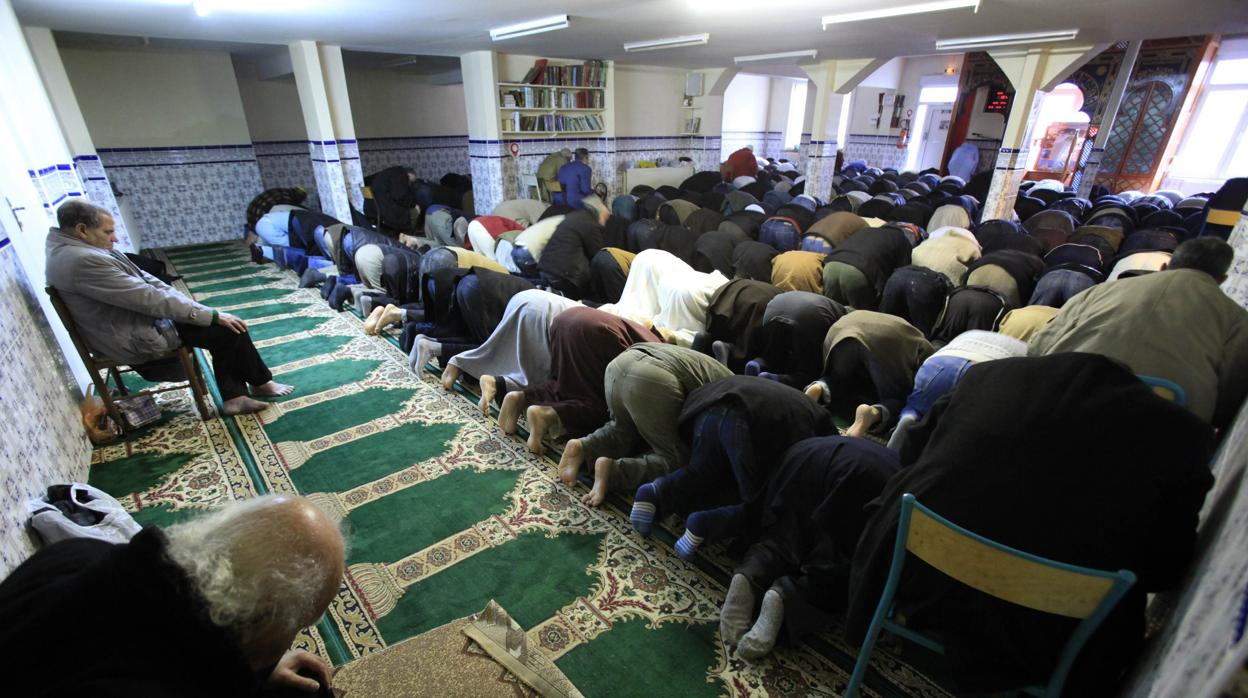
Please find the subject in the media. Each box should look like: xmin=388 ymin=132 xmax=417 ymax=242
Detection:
xmin=525 ymin=405 xmax=560 ymax=454
xmin=223 ymin=395 xmax=269 ymax=415
xmin=846 ymin=404 xmax=882 ymax=438
xmin=251 ymin=381 xmax=294 ymax=397
xmin=559 ymin=439 xmax=584 ymax=486
xmin=581 ymin=457 xmax=614 ymax=506
xmin=440 ymin=363 xmax=460 ymax=390
xmin=375 ymin=304 xmax=403 ymax=333
xmin=498 ymin=389 xmax=525 ymax=431
xmin=480 ymin=375 xmax=500 ymax=416
xmin=362 ymin=305 xmax=386 ymax=335
xmin=803 ymin=381 xmax=824 ymax=402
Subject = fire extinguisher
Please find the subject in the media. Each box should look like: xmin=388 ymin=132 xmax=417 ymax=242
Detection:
xmin=897 ymin=128 xmax=909 ymax=149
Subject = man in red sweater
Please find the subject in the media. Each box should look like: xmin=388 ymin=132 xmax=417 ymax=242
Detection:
xmin=724 ymin=145 xmax=759 ymax=182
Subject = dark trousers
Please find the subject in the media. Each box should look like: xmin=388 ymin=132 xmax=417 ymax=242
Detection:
xmin=651 ymin=405 xmax=755 ymax=544
xmin=176 ymin=323 xmax=272 ymax=400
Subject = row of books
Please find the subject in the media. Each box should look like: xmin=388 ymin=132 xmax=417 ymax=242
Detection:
xmin=505 ymin=113 xmax=605 ymax=133
xmin=500 ymin=88 xmax=605 ymax=110
xmin=519 ymin=59 xmax=606 ymax=87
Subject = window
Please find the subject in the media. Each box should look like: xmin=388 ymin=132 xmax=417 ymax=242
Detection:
xmin=1025 ymin=82 xmax=1090 ymax=172
xmin=1165 ymin=38 xmax=1248 ymax=192
xmin=918 ymin=85 xmax=958 ymax=104
xmin=784 ymin=80 xmax=808 ymax=151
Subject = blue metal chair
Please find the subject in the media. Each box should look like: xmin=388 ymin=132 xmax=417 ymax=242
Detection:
xmin=844 ymin=493 xmax=1137 ymax=698
xmin=1135 ymin=374 xmax=1187 ymax=407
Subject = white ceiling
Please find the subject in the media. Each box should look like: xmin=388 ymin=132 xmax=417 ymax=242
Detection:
xmin=15 ymin=0 xmax=1248 ymax=70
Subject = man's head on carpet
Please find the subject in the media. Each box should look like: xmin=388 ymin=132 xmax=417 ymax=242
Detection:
xmin=164 ymin=495 xmax=345 ymax=669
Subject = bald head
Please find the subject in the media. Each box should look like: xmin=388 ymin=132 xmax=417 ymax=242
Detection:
xmin=163 ymin=495 xmax=345 ymax=669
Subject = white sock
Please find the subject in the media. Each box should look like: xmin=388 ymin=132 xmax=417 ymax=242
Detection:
xmin=736 ymin=588 xmax=784 ymax=661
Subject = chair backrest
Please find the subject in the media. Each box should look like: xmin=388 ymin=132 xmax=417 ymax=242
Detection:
xmin=897 ymin=493 xmax=1136 ymax=695
xmin=1134 ymin=374 xmax=1187 ymax=406
xmin=546 ymin=180 xmax=563 ymax=194
xmin=45 ymin=286 xmax=102 ymax=367
xmin=361 ymin=185 xmax=375 ymax=201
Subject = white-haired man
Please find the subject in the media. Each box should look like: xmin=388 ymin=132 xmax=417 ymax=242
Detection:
xmin=0 ymin=495 xmax=345 ymax=696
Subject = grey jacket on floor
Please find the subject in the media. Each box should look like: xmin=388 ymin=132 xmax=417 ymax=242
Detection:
xmin=45 ymin=228 xmax=214 ymax=365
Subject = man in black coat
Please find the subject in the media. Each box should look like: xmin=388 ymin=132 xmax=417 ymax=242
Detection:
xmin=0 ymin=495 xmax=345 ymax=697
xmin=847 ymin=353 xmax=1214 ymax=694
xmin=537 ymin=206 xmax=606 ymax=300
xmin=364 ymin=166 xmax=419 ymax=233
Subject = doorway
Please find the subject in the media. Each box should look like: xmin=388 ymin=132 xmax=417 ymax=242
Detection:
xmin=906 ymin=84 xmax=957 ymax=171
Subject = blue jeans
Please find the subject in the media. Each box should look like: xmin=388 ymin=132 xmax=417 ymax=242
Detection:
xmin=900 ymin=355 xmax=974 ymax=423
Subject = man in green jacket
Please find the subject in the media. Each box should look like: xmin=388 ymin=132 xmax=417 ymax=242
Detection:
xmin=559 ymin=343 xmax=732 ymax=506
xmin=1029 ymin=237 xmax=1247 ymax=431
xmin=536 ymin=148 xmax=572 ymax=203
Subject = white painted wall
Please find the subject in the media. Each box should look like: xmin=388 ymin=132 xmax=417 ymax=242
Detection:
xmin=233 ymin=58 xmax=305 ymax=142
xmin=59 ymin=45 xmax=252 ymax=147
xmin=860 ymin=57 xmax=903 ymax=89
xmin=849 ymin=54 xmax=963 ymax=136
xmin=346 ymin=67 xmax=468 ymax=137
xmin=766 ymin=77 xmax=794 ymax=133
xmin=614 ymin=64 xmax=686 ymax=136
xmin=721 ymin=72 xmax=771 ymax=132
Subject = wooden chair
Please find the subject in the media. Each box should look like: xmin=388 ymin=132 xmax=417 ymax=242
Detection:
xmin=1135 ymin=374 xmax=1187 ymax=406
xmin=46 ymin=287 xmax=211 ymax=432
xmin=845 ymin=493 xmax=1137 ymax=698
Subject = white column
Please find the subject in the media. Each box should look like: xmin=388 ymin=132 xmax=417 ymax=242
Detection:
xmin=982 ymin=44 xmax=1106 ymax=221
xmin=289 ymin=40 xmax=352 ymax=222
xmin=801 ymin=58 xmax=887 ymax=200
xmin=693 ymin=68 xmax=736 ymax=173
xmin=1075 ymin=40 xmax=1141 ymax=198
xmin=0 ymin=0 xmax=90 ymax=387
xmin=317 ymin=44 xmax=364 ymax=212
xmin=461 ymin=50 xmax=508 ymax=214
xmin=23 ymin=26 xmax=136 ymax=252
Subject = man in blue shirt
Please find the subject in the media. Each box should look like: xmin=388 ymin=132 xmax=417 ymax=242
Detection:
xmin=556 ymin=148 xmax=593 ymax=209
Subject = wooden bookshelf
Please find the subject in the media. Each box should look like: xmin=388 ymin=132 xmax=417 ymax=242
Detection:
xmin=498 ymin=58 xmax=610 ymax=139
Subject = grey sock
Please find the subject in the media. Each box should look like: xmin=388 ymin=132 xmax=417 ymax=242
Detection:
xmin=720 ymin=574 xmax=755 ymax=649
xmin=736 ymin=588 xmax=784 ymax=661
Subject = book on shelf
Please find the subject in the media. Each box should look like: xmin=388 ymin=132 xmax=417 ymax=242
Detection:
xmin=516 ymin=58 xmax=606 ymax=88
xmin=501 ymin=86 xmax=550 ymax=109
xmin=504 ymin=112 xmax=604 ymax=134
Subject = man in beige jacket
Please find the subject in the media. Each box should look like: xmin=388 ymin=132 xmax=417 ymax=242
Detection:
xmin=46 ymin=200 xmax=292 ymax=415
xmin=1029 ymin=237 xmax=1247 ymax=430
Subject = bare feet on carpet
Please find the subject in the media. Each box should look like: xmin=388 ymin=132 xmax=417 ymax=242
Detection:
xmin=222 ymin=395 xmax=270 ymax=415
xmin=251 ymin=381 xmax=294 ymax=397
xmin=376 ymin=304 xmax=403 ymax=333
xmin=525 ymin=405 xmax=559 ymax=454
xmin=480 ymin=375 xmax=501 ymax=416
xmin=582 ymin=457 xmax=613 ymax=506
xmin=439 ymin=362 xmax=459 ymax=390
xmin=559 ymin=439 xmax=584 ymax=486
xmin=415 ymin=336 xmax=442 ymax=375
xmin=497 ymin=388 xmax=524 ymax=431
xmin=363 ymin=306 xmax=386 ymax=335
xmin=803 ymin=381 xmax=824 ymax=403
xmin=846 ymin=404 xmax=882 ymax=438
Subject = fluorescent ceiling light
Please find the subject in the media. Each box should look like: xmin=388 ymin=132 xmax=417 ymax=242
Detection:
xmin=191 ymin=0 xmax=314 ymax=14
xmin=822 ymin=0 xmax=979 ymax=28
xmin=935 ymin=29 xmax=1080 ymax=50
xmin=735 ymin=50 xmax=817 ymax=65
xmin=623 ymin=34 xmax=710 ymax=53
xmin=489 ymin=14 xmax=569 ymax=41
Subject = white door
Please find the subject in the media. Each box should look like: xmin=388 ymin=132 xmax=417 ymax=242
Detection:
xmin=919 ymin=107 xmax=953 ymax=171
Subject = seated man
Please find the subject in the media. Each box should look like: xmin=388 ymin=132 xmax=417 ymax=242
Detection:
xmin=0 ymin=494 xmax=344 ymax=696
xmin=1029 ymin=237 xmax=1248 ymax=430
xmin=47 ymin=201 xmax=293 ymax=415
xmin=848 ymin=354 xmax=1214 ymax=694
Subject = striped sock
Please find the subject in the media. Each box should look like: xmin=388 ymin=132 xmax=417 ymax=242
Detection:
xmin=675 ymin=510 xmax=707 ymax=560
xmin=630 ymin=483 xmax=659 ymax=536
